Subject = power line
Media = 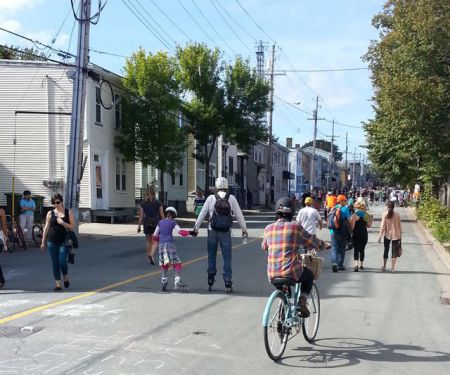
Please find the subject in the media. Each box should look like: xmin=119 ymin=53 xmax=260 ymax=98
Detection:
xmin=90 ymin=48 xmax=130 ymax=58
xmin=213 ymin=0 xmax=257 ymax=43
xmin=210 ymin=0 xmax=254 ymax=56
xmin=275 ymin=67 xmax=369 ymax=73
xmin=134 ymin=0 xmax=178 ymax=45
xmin=120 ymin=0 xmax=175 ymax=54
xmin=234 ymin=0 xmax=275 ymax=42
xmin=0 ymin=26 xmax=76 ymax=59
xmin=148 ymin=0 xmax=192 ymax=42
xmin=192 ymin=0 xmax=238 ymax=57
xmin=0 ymin=45 xmax=75 ymax=67
xmin=176 ymin=0 xmax=220 ymax=48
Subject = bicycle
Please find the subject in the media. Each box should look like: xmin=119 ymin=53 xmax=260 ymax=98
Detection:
xmin=6 ymin=215 xmax=27 ymax=252
xmin=32 ymin=222 xmax=44 ymax=247
xmin=262 ymin=254 xmax=322 ymax=361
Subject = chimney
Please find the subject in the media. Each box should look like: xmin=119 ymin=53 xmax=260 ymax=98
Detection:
xmin=286 ymin=137 xmax=293 ymax=148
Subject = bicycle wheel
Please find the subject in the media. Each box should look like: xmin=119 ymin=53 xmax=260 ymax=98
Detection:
xmin=6 ymin=224 xmax=15 ymax=253
xmin=32 ymin=224 xmax=43 ymax=246
xmin=263 ymin=292 xmax=289 ymax=361
xmin=16 ymin=225 xmax=27 ymax=250
xmin=302 ymin=283 xmax=320 ymax=342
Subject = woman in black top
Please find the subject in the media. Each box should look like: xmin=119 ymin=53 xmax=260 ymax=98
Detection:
xmin=41 ymin=194 xmax=74 ymax=291
xmin=137 ymin=188 xmax=164 ymax=265
xmin=352 ymin=200 xmax=373 ymax=272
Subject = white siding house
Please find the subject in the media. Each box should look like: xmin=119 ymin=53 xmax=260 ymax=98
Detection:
xmin=0 ymin=60 xmax=134 ymax=216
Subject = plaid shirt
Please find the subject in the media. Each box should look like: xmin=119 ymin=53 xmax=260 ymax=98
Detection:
xmin=262 ymin=219 xmax=325 ymax=281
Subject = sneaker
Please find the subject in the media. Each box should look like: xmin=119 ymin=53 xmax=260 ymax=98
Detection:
xmin=332 ymin=264 xmax=338 ymax=273
xmin=298 ymin=296 xmax=310 ymax=318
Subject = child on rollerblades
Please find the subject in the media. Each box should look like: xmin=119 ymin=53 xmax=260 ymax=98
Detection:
xmin=153 ymin=207 xmax=196 ymax=292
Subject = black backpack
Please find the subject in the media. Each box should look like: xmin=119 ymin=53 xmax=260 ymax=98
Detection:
xmin=210 ymin=193 xmax=233 ymax=232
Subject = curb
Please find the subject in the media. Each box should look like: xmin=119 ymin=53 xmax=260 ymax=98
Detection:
xmin=416 ymin=219 xmax=450 ymax=271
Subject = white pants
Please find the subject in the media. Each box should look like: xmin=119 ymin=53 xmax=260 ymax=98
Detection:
xmin=19 ymin=214 xmax=34 ymax=240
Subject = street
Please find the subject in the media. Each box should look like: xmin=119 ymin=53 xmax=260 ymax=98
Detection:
xmin=0 ymin=205 xmax=449 ymax=375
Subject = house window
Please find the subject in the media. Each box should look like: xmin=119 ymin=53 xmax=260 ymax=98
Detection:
xmin=95 ymin=87 xmax=101 ymax=124
xmin=171 ymin=173 xmax=176 ymax=185
xmin=179 ymin=172 xmax=183 ymax=186
xmin=116 ymin=158 xmax=126 ymax=191
xmin=115 ymin=95 xmax=121 ymax=129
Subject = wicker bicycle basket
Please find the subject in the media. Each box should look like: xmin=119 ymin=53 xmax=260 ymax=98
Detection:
xmin=301 ymin=254 xmax=324 ymax=280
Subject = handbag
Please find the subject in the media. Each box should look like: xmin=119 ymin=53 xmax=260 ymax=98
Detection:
xmin=64 ymin=230 xmax=78 ymax=265
xmin=394 ymin=240 xmax=402 ymax=257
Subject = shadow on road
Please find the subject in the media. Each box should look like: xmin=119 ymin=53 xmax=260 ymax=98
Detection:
xmin=279 ymin=337 xmax=450 ymax=368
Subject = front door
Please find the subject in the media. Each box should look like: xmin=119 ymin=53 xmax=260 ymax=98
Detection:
xmin=93 ymin=153 xmax=106 ymax=209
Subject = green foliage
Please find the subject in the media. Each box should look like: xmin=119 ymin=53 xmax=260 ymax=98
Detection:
xmin=116 ymin=49 xmax=186 ymax=197
xmin=0 ymin=45 xmax=47 ymax=60
xmin=417 ymin=184 xmax=450 ymax=243
xmin=363 ymin=0 xmax=450 ymax=188
xmin=301 ymin=139 xmax=343 ymax=162
xmin=177 ymin=43 xmax=270 ymax=193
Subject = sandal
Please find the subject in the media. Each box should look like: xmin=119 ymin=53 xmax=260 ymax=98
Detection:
xmin=354 ymin=266 xmax=359 ymax=272
xmin=381 ymin=266 xmax=386 ymax=272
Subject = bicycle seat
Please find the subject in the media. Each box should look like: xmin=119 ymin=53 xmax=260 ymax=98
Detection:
xmin=271 ymin=277 xmax=296 ymax=287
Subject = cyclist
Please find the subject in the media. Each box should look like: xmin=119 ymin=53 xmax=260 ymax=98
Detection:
xmin=262 ymin=197 xmax=330 ymax=317
xmin=0 ymin=207 xmax=8 ymax=288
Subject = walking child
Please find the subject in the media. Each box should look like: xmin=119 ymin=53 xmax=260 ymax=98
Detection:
xmin=153 ymin=207 xmax=195 ymax=292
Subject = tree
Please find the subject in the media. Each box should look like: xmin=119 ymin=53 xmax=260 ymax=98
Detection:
xmin=223 ymin=57 xmax=269 ymax=152
xmin=116 ymin=49 xmax=186 ymax=203
xmin=177 ymin=43 xmax=270 ymax=194
xmin=302 ymin=139 xmax=343 ymax=162
xmin=363 ymin=0 xmax=450 ymax=190
xmin=0 ymin=45 xmax=47 ymax=60
xmin=177 ymin=43 xmax=224 ymax=195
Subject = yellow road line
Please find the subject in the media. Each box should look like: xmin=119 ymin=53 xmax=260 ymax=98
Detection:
xmin=0 ymin=237 xmax=258 ymax=325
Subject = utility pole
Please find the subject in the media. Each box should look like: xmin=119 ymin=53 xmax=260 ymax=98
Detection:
xmin=66 ymin=0 xmax=91 ymax=231
xmin=345 ymin=132 xmax=348 ymax=188
xmin=266 ymin=43 xmax=275 ymax=208
xmin=323 ymin=119 xmax=339 ymax=190
xmin=307 ymin=96 xmax=324 ymax=193
xmin=352 ymin=147 xmax=357 ymax=189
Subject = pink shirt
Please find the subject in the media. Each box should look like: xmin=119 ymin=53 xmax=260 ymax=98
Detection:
xmin=379 ymin=211 xmax=402 ymax=240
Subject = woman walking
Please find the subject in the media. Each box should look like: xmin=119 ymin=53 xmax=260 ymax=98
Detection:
xmin=352 ymin=200 xmax=372 ymax=271
xmin=41 ymin=194 xmax=74 ymax=291
xmin=378 ymin=201 xmax=402 ymax=272
xmin=137 ymin=189 xmax=164 ymax=265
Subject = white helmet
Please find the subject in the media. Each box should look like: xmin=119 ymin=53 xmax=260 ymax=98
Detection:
xmin=215 ymin=177 xmax=228 ymax=190
xmin=165 ymin=206 xmax=177 ymax=216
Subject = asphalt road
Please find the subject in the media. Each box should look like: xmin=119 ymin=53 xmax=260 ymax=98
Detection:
xmin=0 ymin=205 xmax=449 ymax=375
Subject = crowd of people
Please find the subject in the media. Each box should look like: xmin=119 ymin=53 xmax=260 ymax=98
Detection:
xmin=0 ymin=182 xmax=404 ymax=295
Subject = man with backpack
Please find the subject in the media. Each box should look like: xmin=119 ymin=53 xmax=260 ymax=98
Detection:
xmin=328 ymin=194 xmax=353 ymax=272
xmin=193 ymin=177 xmax=248 ymax=292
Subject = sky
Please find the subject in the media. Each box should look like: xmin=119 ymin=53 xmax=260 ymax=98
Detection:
xmin=0 ymin=0 xmax=385 ymax=161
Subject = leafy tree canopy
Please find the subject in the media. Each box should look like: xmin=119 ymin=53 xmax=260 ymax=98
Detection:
xmin=116 ymin=49 xmax=186 ymax=199
xmin=363 ymin=0 xmax=450 ymax=188
xmin=0 ymin=45 xmax=47 ymax=61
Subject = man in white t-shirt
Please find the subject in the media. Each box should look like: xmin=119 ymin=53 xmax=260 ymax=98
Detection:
xmin=296 ymin=197 xmax=322 ymax=237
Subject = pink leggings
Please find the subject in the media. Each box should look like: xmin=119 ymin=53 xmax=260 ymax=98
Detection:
xmin=161 ymin=263 xmax=182 ymax=273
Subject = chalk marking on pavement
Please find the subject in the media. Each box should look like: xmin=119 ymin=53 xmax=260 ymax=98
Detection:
xmin=0 ymin=238 xmax=258 ymax=326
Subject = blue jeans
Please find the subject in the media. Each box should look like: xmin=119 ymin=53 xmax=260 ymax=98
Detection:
xmin=331 ymin=232 xmax=347 ymax=267
xmin=207 ymin=229 xmax=232 ymax=282
xmin=48 ymin=241 xmax=68 ymax=281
